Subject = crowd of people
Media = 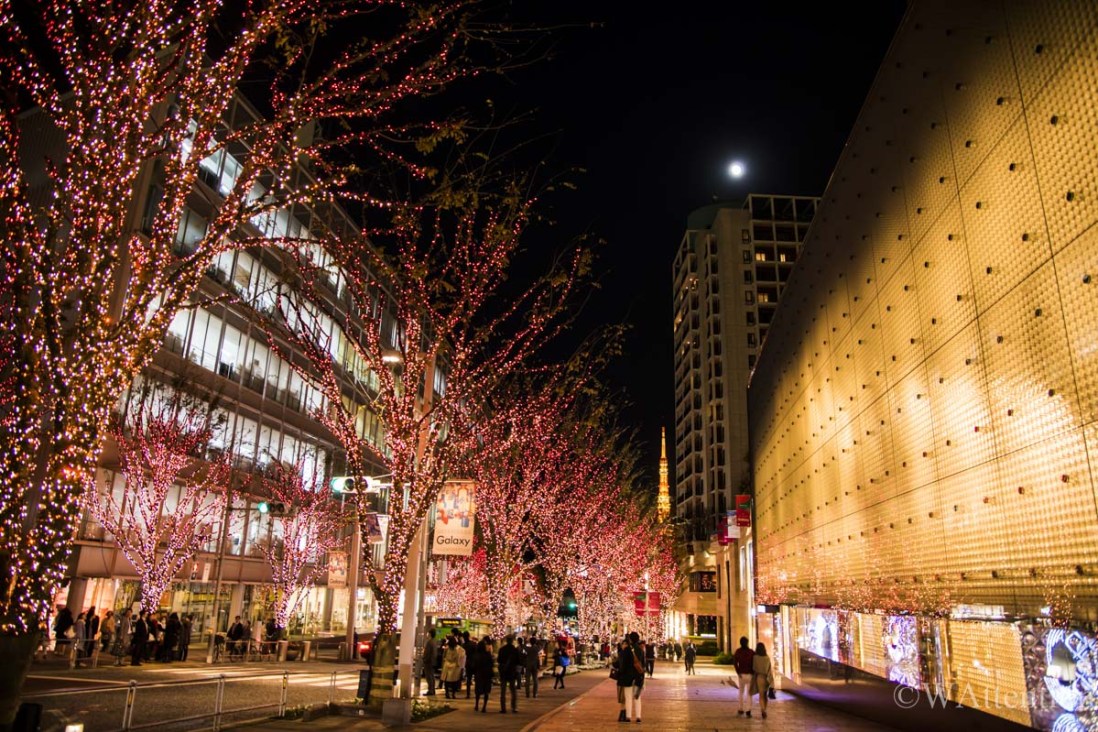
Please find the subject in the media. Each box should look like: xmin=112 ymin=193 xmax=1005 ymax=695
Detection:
xmin=419 ymin=628 xmax=577 ymax=713
xmin=45 ymin=605 xmax=196 ymax=666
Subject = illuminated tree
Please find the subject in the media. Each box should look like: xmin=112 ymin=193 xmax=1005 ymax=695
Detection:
xmin=0 ymin=0 xmax=511 ymax=715
xmin=427 ymin=550 xmax=489 ymax=620
xmin=84 ymin=388 xmax=229 ymax=613
xmin=253 ymin=462 xmax=343 ymax=633
xmin=267 ymin=175 xmax=586 ymax=643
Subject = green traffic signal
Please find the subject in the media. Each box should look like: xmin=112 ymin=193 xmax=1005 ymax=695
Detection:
xmin=258 ymin=501 xmax=269 ymax=513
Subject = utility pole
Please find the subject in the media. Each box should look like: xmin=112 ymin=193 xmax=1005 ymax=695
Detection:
xmin=345 ymin=502 xmax=362 ymax=658
xmin=206 ymin=480 xmax=232 ymax=664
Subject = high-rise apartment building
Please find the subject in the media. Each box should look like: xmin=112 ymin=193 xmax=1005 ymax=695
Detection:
xmin=749 ymin=2 xmax=1098 ymax=730
xmin=670 ymin=194 xmax=816 ymax=650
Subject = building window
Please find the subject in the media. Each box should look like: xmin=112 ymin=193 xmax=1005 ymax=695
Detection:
xmin=747 ymin=333 xmax=756 ymax=348
xmin=757 ymin=291 xmax=770 ymax=304
xmin=745 ymin=291 xmax=755 ymax=305
xmin=689 ymin=572 xmax=717 ymax=592
xmin=743 ymin=270 xmax=753 ymax=284
xmin=746 ymin=312 xmax=756 ymax=326
xmin=748 ymin=354 xmax=756 ymax=369
xmin=741 ymin=228 xmax=751 ymax=243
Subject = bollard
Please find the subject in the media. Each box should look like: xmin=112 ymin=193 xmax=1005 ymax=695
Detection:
xmin=279 ymin=671 xmax=289 ymax=717
xmin=122 ymin=680 xmax=137 ymax=731
xmin=212 ymin=674 xmax=226 ymax=732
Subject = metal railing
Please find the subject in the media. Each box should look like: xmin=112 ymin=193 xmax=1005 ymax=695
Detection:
xmin=22 ymin=669 xmax=360 ymax=732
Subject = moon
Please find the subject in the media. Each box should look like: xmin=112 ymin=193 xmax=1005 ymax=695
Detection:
xmin=728 ymin=161 xmax=745 ymax=179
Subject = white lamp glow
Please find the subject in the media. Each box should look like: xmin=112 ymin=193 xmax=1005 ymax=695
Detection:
xmin=728 ymin=161 xmax=745 ymax=179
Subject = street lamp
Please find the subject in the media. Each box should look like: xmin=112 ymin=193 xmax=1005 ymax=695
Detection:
xmin=331 ymin=474 xmax=390 ymax=659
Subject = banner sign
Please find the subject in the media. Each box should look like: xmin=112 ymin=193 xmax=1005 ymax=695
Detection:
xmin=634 ymin=591 xmax=661 ymax=617
xmin=735 ymin=494 xmax=753 ymax=527
xmin=328 ymin=550 xmax=348 ymax=589
xmin=718 ymin=511 xmax=738 ymax=545
xmin=432 ymin=480 xmax=476 ymax=556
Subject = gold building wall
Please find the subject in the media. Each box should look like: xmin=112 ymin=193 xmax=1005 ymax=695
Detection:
xmin=749 ymin=0 xmax=1098 ymax=622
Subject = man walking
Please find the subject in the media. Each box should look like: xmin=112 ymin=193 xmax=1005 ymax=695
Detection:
xmin=497 ymin=634 xmax=520 ymax=714
xmin=130 ymin=611 xmax=149 ymax=667
xmin=684 ymin=640 xmax=697 ymax=675
xmin=523 ymin=637 xmax=541 ymax=698
xmin=733 ymin=636 xmax=756 ymax=717
xmin=645 ymin=638 xmax=655 ymax=677
xmin=422 ymin=628 xmax=438 ymax=695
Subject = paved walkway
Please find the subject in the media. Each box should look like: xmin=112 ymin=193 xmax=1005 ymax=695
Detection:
xmin=528 ymin=660 xmax=897 ymax=732
xmin=236 ymin=661 xmax=898 ymax=732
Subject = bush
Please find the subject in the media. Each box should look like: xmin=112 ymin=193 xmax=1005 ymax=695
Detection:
xmin=695 ymin=640 xmax=720 ymax=656
xmin=713 ymin=652 xmax=735 ymax=665
xmin=410 ymin=699 xmax=454 ymax=722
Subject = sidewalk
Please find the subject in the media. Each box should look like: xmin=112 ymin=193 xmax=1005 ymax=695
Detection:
xmin=529 ymin=660 xmax=898 ymax=732
xmin=238 ymin=665 xmax=606 ymax=732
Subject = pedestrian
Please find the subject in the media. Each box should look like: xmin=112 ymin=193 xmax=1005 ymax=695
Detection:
xmin=162 ymin=612 xmax=181 ymax=663
xmin=179 ymin=614 xmax=193 ymax=661
xmin=684 ymin=640 xmax=697 ymax=675
xmin=100 ymin=610 xmax=116 ymax=653
xmin=147 ymin=613 xmax=161 ymax=661
xmin=472 ymin=637 xmax=494 ymax=712
xmin=131 ymin=610 xmax=149 ymax=666
xmin=86 ymin=606 xmax=100 ymax=657
xmin=422 ymin=628 xmax=438 ymax=695
xmin=645 ymin=638 xmax=655 ymax=677
xmin=733 ymin=636 xmax=755 ymax=716
xmin=497 ymin=634 xmax=520 ymax=714
xmin=72 ymin=612 xmax=87 ymax=660
xmin=463 ymin=630 xmax=476 ymax=698
xmin=227 ymin=615 xmax=245 ymax=660
xmin=615 ymin=633 xmax=645 ymax=723
xmin=552 ymin=641 xmax=569 ymax=689
xmin=112 ymin=609 xmax=132 ymax=665
xmin=440 ymin=636 xmax=464 ymax=699
xmin=523 ymin=637 xmax=541 ymax=698
xmin=752 ymin=642 xmax=774 ymax=720
xmin=674 ymin=640 xmax=682 ymax=662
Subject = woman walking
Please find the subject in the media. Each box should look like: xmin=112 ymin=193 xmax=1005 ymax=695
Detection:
xmin=615 ymin=634 xmax=645 ymax=723
xmin=472 ymin=638 xmax=494 ymax=712
xmin=551 ymin=642 xmax=568 ymax=689
xmin=440 ymin=636 xmax=465 ymax=699
xmin=752 ymin=642 xmax=775 ymax=719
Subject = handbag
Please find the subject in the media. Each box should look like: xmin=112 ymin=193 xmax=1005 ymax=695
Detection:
xmin=609 ymin=665 xmax=619 ymax=680
xmin=553 ymin=665 xmax=563 ymax=677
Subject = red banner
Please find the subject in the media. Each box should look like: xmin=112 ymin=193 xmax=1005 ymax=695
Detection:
xmin=634 ymin=591 xmax=661 ymax=617
xmin=735 ymin=494 xmax=752 ymax=527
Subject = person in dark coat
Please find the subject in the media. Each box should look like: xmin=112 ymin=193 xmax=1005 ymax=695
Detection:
xmin=463 ymin=631 xmax=476 ymax=698
xmin=162 ymin=612 xmax=182 ymax=663
xmin=86 ymin=606 xmax=100 ymax=658
xmin=472 ymin=638 xmax=494 ymax=712
xmin=53 ymin=607 xmax=74 ymax=656
xmin=179 ymin=614 xmax=193 ymax=661
xmin=523 ymin=637 xmax=541 ymax=698
xmin=421 ymin=628 xmax=438 ymax=695
xmin=497 ymin=634 xmax=520 ymax=713
xmin=616 ymin=635 xmax=644 ymax=723
xmin=131 ymin=611 xmax=149 ymax=666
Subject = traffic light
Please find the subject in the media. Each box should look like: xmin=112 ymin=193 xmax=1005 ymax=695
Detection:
xmin=558 ymin=589 xmax=578 ymax=619
xmin=257 ymin=501 xmax=287 ymax=515
xmin=330 ymin=476 xmax=358 ymax=494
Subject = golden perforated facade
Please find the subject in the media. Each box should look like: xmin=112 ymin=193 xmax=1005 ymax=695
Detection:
xmin=750 ymin=0 xmax=1098 ymax=625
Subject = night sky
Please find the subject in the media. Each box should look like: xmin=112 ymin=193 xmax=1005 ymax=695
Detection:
xmin=492 ymin=2 xmax=910 ymax=491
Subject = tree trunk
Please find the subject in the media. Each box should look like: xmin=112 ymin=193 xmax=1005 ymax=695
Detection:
xmin=0 ymin=632 xmax=40 ymax=731
xmin=485 ymin=554 xmax=509 ymax=640
xmin=367 ymin=632 xmax=396 ymax=711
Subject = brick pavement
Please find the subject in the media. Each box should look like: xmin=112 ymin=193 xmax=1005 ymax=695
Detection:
xmin=527 ymin=660 xmax=899 ymax=732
